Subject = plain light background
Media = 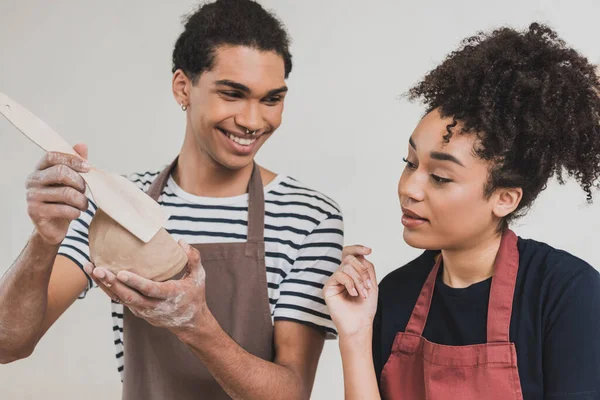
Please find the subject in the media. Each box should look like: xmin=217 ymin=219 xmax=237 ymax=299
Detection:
xmin=1 ymin=0 xmax=599 ymax=398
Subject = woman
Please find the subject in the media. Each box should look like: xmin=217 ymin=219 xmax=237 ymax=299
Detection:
xmin=324 ymin=23 xmax=600 ymax=399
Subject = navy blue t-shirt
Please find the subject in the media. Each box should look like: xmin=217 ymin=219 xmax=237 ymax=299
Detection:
xmin=373 ymin=237 xmax=600 ymax=399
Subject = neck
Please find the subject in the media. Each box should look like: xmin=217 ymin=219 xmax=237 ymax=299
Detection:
xmin=173 ymin=132 xmax=256 ymax=198
xmin=441 ymin=229 xmax=503 ymax=288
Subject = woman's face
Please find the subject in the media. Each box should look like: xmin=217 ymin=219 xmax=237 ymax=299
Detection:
xmin=398 ymin=109 xmax=512 ymax=251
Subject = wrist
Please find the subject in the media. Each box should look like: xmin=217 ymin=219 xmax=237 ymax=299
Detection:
xmin=28 ymin=230 xmax=61 ymax=264
xmin=339 ymin=327 xmax=373 ymax=350
xmin=30 ymin=229 xmax=61 ymax=249
xmin=173 ymin=304 xmax=218 ymax=345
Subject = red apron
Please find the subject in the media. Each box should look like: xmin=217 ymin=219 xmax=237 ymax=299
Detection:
xmin=380 ymin=229 xmax=524 ymax=400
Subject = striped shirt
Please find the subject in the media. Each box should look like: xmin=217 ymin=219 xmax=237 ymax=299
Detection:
xmin=58 ymin=169 xmax=343 ymax=378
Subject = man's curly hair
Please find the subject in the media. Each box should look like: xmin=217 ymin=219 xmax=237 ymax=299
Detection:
xmin=408 ymin=23 xmax=600 ymax=224
xmin=172 ymin=0 xmax=292 ymax=82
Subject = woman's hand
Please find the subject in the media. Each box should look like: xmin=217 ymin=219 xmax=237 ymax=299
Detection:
xmin=324 ymin=245 xmax=378 ymax=338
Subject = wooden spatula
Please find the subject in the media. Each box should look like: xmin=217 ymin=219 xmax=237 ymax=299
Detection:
xmin=0 ymin=92 xmax=169 ymax=243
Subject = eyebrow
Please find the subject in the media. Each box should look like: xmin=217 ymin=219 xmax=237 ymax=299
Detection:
xmin=215 ymin=79 xmax=288 ymax=97
xmin=430 ymin=152 xmax=465 ymax=167
xmin=409 ymin=136 xmax=417 ymax=150
xmin=409 ymin=136 xmax=465 ymax=167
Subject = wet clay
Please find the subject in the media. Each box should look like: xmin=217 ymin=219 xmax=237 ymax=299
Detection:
xmin=89 ymin=209 xmax=187 ymax=281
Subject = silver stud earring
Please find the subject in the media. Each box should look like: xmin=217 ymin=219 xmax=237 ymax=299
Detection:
xmin=181 ymin=104 xmax=188 ymax=111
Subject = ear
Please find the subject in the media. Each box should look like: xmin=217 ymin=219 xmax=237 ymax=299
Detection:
xmin=172 ymin=69 xmax=191 ymax=108
xmin=491 ymin=187 xmax=523 ymax=218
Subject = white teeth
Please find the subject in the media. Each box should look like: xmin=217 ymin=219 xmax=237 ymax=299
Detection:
xmin=226 ymin=132 xmax=256 ymax=146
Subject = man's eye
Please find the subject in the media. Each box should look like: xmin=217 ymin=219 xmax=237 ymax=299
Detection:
xmin=222 ymin=91 xmax=242 ymax=99
xmin=263 ymin=96 xmax=282 ymax=105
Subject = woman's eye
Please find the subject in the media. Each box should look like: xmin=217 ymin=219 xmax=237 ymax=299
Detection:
xmin=431 ymin=174 xmax=452 ymax=184
xmin=402 ymin=157 xmax=417 ymax=170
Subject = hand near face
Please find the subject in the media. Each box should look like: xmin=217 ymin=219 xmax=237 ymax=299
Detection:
xmin=324 ymin=245 xmax=378 ymax=338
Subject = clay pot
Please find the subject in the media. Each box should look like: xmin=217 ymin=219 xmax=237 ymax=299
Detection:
xmin=89 ymin=209 xmax=188 ymax=281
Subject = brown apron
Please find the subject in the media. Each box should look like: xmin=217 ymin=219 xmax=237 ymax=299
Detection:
xmin=380 ymin=229 xmax=524 ymax=400
xmin=122 ymin=159 xmax=274 ymax=400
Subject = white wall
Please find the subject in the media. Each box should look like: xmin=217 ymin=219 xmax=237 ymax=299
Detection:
xmin=1 ymin=0 xmax=599 ymax=398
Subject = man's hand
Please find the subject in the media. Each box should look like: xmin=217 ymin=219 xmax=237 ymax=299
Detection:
xmin=26 ymin=145 xmax=90 ymax=245
xmin=84 ymin=240 xmax=208 ymax=335
xmin=85 ymin=239 xmax=327 ymax=400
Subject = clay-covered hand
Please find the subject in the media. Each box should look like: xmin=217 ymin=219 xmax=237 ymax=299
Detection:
xmin=26 ymin=145 xmax=90 ymax=245
xmin=323 ymin=245 xmax=378 ymax=338
xmin=84 ymin=240 xmax=208 ymax=335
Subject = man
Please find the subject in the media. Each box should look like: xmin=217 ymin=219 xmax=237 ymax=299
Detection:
xmin=0 ymin=1 xmax=343 ymax=399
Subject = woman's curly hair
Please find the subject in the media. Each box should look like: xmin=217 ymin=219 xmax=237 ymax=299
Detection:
xmin=408 ymin=23 xmax=600 ymax=224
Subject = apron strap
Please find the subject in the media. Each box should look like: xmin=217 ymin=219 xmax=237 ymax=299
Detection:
xmin=404 ymin=255 xmax=441 ymax=336
xmin=146 ymin=160 xmax=176 ymax=201
xmin=145 ymin=157 xmax=265 ymax=243
xmin=486 ymin=229 xmax=519 ymax=343
xmin=403 ymin=230 xmax=520 ymax=341
xmin=246 ymin=163 xmax=265 ymax=243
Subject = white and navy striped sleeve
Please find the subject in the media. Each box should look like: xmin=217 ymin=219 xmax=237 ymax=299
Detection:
xmin=56 ymin=198 xmax=97 ymax=298
xmin=273 ymin=213 xmax=344 ymax=339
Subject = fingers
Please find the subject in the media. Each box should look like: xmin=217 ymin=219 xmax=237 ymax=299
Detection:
xmin=26 ymin=156 xmax=90 ymax=220
xmin=345 ymin=254 xmax=377 ymax=288
xmin=26 ymin=186 xmax=89 ymax=211
xmin=342 ymin=244 xmax=372 ymax=260
xmin=103 ymin=275 xmax=145 ymax=307
xmin=35 ymin=151 xmax=90 ymax=173
xmin=25 ymin=164 xmax=89 ymax=227
xmin=25 ymin=151 xmax=91 ymax=244
xmin=178 ymin=240 xmax=203 ymax=282
xmin=28 ymin=163 xmax=87 ymax=192
xmin=83 ymin=262 xmax=119 ymax=301
xmin=27 ymin=203 xmax=82 ymax=222
xmin=330 ymin=270 xmax=360 ymax=297
xmin=355 ymin=255 xmax=377 ymax=289
xmin=343 ymin=264 xmax=370 ymax=299
xmin=339 ymin=245 xmax=374 ymax=296
xmin=73 ymin=143 xmax=88 ymax=160
xmin=84 ymin=263 xmax=148 ymax=307
xmin=324 ymin=252 xmax=378 ymax=300
xmin=179 ymin=240 xmax=199 ymax=264
xmin=116 ymin=271 xmax=168 ymax=299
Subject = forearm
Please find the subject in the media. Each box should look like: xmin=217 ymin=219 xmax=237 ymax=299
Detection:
xmin=0 ymin=231 xmax=57 ymax=362
xmin=339 ymin=329 xmax=381 ymax=400
xmin=176 ymin=312 xmax=308 ymax=400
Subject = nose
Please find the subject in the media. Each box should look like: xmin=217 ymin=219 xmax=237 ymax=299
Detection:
xmin=235 ymin=101 xmax=263 ymax=133
xmin=398 ymin=168 xmax=426 ymax=206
